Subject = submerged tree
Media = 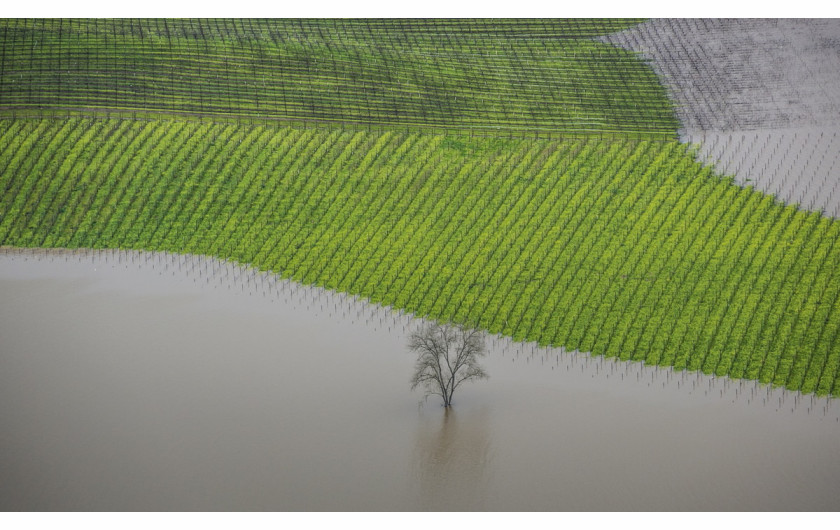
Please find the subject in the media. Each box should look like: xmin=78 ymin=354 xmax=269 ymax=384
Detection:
xmin=409 ymin=322 xmax=488 ymax=407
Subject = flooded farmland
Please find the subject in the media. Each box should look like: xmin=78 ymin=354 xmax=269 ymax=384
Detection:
xmin=603 ymin=19 xmax=840 ymax=218
xmin=1 ymin=248 xmax=839 ymax=511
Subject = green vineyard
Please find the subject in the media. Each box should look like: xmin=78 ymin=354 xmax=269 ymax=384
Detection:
xmin=0 ymin=18 xmax=676 ymax=136
xmin=1 ymin=19 xmax=839 ymax=396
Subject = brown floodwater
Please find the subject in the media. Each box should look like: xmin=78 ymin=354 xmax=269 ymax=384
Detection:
xmin=1 ymin=249 xmax=839 ymax=511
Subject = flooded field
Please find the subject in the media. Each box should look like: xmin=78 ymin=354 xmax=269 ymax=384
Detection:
xmin=684 ymin=128 xmax=840 ymax=217
xmin=603 ymin=19 xmax=840 ymax=218
xmin=1 ymin=248 xmax=839 ymax=511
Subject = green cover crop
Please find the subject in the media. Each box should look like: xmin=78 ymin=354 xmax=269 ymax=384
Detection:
xmin=0 ymin=19 xmax=676 ymax=137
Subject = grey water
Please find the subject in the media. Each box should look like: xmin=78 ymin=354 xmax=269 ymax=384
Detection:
xmin=1 ymin=248 xmax=839 ymax=511
xmin=602 ymin=19 xmax=840 ymax=218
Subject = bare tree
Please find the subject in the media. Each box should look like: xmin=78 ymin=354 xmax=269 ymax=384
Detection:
xmin=409 ymin=322 xmax=488 ymax=407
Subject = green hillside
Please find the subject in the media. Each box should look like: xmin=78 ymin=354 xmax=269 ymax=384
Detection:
xmin=0 ymin=19 xmax=838 ymax=396
xmin=0 ymin=19 xmax=675 ymax=136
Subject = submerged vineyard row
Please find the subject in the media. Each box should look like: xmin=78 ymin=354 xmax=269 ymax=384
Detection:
xmin=1 ymin=117 xmax=839 ymax=395
xmin=0 ymin=19 xmax=678 ymax=137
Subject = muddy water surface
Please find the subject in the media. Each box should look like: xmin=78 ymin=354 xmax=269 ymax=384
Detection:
xmin=602 ymin=19 xmax=840 ymax=218
xmin=1 ymin=249 xmax=839 ymax=511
